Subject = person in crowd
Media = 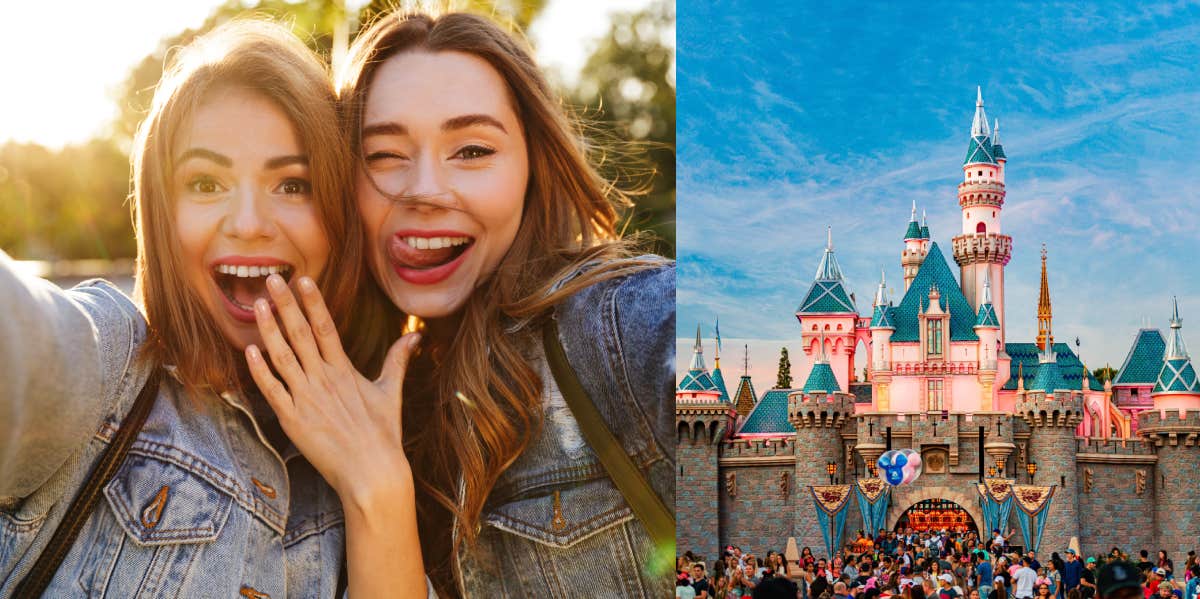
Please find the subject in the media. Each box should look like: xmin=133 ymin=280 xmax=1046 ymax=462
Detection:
xmin=991 ymin=577 xmax=1010 ymax=599
xmin=679 ymin=572 xmax=698 ymax=599
xmin=1140 ymin=553 xmax=1156 ymax=575
xmin=1079 ymin=558 xmax=1099 ymax=599
xmin=1014 ymin=558 xmax=1040 ymax=599
xmin=755 ymin=577 xmax=801 ymax=599
xmin=1097 ymin=560 xmax=1143 ymax=599
xmin=1160 ymin=553 xmax=1176 ymax=581
xmin=1049 ymin=558 xmax=1064 ymax=597
xmin=1066 ymin=550 xmax=1086 ymax=594
xmin=693 ymin=562 xmax=712 ymax=599
xmin=1184 ymin=566 xmax=1200 ymax=599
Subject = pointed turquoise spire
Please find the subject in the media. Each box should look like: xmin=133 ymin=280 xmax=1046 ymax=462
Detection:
xmin=905 ymin=200 xmax=922 ymax=240
xmin=813 ymin=226 xmax=844 ymax=281
xmin=965 ymin=87 xmax=996 ymax=165
xmin=1155 ymin=297 xmax=1199 ymax=393
xmin=919 ymin=209 xmax=930 ymax=239
xmin=689 ymin=323 xmax=705 ymax=371
xmin=803 ymin=332 xmax=842 ymax=393
xmin=871 ymin=268 xmax=895 ymax=329
xmin=975 ymin=270 xmax=1000 ymax=328
xmin=992 ymin=118 xmax=1006 ymax=161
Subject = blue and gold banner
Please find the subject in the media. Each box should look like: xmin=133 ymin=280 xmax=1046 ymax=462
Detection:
xmin=976 ymin=478 xmax=1015 ymax=537
xmin=1012 ymin=485 xmax=1055 ymax=553
xmin=810 ymin=484 xmax=852 ymax=558
xmin=855 ymin=478 xmax=890 ymax=537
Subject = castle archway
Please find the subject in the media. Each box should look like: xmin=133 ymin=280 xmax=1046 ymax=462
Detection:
xmin=893 ymin=498 xmax=978 ymax=535
xmin=886 ymin=484 xmax=984 ymax=536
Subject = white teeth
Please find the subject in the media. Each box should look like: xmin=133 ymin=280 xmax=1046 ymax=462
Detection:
xmin=214 ymin=264 xmax=290 ymax=278
xmin=405 ymin=236 xmax=471 ymax=250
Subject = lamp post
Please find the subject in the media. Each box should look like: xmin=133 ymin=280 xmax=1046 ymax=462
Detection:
xmin=826 ymin=461 xmax=837 ymax=485
xmin=867 ymin=464 xmax=877 ymax=478
xmin=1026 ymin=461 xmax=1038 ymax=483
xmin=987 ymin=466 xmax=996 ymax=478
xmin=995 ymin=458 xmax=1005 ymax=478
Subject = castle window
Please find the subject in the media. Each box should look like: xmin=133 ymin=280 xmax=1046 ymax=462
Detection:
xmin=927 ymin=319 xmax=943 ymax=356
xmin=927 ymin=379 xmax=944 ymax=411
xmin=824 ymin=324 xmax=830 ymax=331
xmin=976 ymin=222 xmax=986 ymax=234
xmin=978 ymin=170 xmax=983 ymax=176
xmin=837 ymin=324 xmax=843 ymax=331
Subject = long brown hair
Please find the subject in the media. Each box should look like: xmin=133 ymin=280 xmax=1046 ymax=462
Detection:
xmin=338 ymin=9 xmax=662 ymax=581
xmin=132 ymin=20 xmax=363 ymax=392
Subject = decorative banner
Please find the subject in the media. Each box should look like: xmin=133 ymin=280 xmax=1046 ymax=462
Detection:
xmin=855 ymin=478 xmax=891 ymax=536
xmin=975 ymin=478 xmax=1015 ymax=538
xmin=1012 ymin=484 xmax=1056 ymax=553
xmin=810 ymin=485 xmax=852 ymax=558
xmin=877 ymin=449 xmax=923 ymax=486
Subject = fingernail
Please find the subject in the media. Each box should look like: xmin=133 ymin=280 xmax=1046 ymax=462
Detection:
xmin=255 ymin=298 xmax=269 ymax=313
xmin=267 ymin=274 xmax=285 ymax=290
xmin=247 ymin=344 xmax=260 ymax=359
xmin=300 ymin=277 xmax=316 ymax=292
xmin=408 ymin=333 xmax=422 ymax=349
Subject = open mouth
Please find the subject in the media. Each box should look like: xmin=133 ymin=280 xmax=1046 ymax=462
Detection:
xmin=210 ymin=261 xmax=294 ymax=315
xmin=390 ymin=235 xmax=474 ymax=270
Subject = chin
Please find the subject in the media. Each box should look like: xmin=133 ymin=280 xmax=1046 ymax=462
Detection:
xmin=391 ymin=290 xmax=469 ymax=320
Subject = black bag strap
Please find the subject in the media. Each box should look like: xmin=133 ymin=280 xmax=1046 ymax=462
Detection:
xmin=14 ymin=367 xmax=162 ymax=598
xmin=540 ymin=319 xmax=674 ymax=550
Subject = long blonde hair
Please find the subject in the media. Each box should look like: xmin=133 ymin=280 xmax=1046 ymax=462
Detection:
xmin=338 ymin=10 xmax=661 ymax=581
xmin=132 ymin=20 xmax=363 ymax=392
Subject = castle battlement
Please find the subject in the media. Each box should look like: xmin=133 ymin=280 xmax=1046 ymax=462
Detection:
xmin=951 ymin=233 xmax=1013 ymax=266
xmin=1075 ymin=436 xmax=1158 ymax=457
xmin=788 ymin=391 xmax=855 ymax=428
xmin=1137 ymin=409 xmax=1200 ymax=445
xmin=721 ymin=436 xmax=796 ymax=459
xmin=1016 ymin=392 xmax=1085 ymax=428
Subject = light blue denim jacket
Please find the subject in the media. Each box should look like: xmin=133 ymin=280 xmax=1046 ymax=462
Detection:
xmin=456 ymin=258 xmax=675 ymax=598
xmin=0 ymin=253 xmax=434 ymax=597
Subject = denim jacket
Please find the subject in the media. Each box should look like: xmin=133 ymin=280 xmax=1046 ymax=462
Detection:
xmin=456 ymin=257 xmax=675 ymax=598
xmin=0 ymin=254 xmax=435 ymax=598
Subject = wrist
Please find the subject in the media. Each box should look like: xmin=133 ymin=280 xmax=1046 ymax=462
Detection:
xmin=335 ymin=459 xmax=416 ymax=517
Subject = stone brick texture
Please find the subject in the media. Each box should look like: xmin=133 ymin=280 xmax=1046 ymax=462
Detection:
xmin=1075 ymin=461 xmax=1155 ymax=554
xmin=677 ymin=424 xmax=722 ymax=559
xmin=719 ymin=466 xmax=796 ymax=552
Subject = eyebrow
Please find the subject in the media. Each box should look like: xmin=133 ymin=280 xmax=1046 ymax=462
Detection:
xmin=361 ymin=114 xmax=509 ymax=138
xmin=176 ymin=149 xmax=307 ymax=170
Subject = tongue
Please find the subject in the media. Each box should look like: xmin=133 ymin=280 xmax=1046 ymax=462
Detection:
xmin=388 ymin=238 xmax=460 ymax=269
xmin=231 ymin=276 xmax=269 ymax=307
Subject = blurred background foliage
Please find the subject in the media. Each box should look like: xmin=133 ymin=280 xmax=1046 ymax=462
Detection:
xmin=1 ymin=0 xmax=674 ymax=261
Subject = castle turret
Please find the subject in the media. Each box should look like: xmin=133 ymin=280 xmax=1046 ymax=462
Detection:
xmin=975 ymin=271 xmax=1001 ymax=409
xmin=796 ymin=227 xmax=859 ymax=392
xmin=676 ymin=324 xmax=732 ymax=558
xmin=902 ymin=201 xmax=928 ymax=290
xmin=870 ymin=269 xmax=896 ymax=410
xmin=1140 ymin=298 xmax=1200 ymax=559
xmin=1016 ymin=310 xmax=1083 ymax=554
xmin=788 ymin=338 xmax=855 ymax=556
xmin=953 ymin=87 xmax=1012 ymax=344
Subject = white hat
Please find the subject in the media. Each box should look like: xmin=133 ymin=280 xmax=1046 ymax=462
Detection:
xmin=940 ymin=574 xmax=955 ymax=583
xmin=994 ymin=576 xmax=1005 ymax=584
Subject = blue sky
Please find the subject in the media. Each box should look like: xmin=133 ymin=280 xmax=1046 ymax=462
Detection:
xmin=676 ymin=1 xmax=1200 ymax=393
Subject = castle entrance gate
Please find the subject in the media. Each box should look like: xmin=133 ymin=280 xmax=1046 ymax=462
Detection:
xmin=894 ymin=498 xmax=978 ymax=535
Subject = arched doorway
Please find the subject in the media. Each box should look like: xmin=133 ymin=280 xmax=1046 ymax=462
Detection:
xmin=894 ymin=498 xmax=978 ymax=535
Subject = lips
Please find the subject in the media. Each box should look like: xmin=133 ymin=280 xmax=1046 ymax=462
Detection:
xmin=209 ymin=256 xmax=294 ymax=323
xmin=387 ymin=230 xmax=474 ymax=285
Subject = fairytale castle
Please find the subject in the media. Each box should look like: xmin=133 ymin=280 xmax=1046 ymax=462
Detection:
xmin=677 ymin=88 xmax=1200 ymax=561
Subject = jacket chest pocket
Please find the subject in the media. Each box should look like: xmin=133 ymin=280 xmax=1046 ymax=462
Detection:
xmin=71 ymin=452 xmax=236 ymax=597
xmin=483 ymin=476 xmax=632 ymax=549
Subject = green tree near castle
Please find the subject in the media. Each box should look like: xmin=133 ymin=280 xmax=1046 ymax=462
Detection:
xmin=776 ymin=347 xmax=792 ymax=389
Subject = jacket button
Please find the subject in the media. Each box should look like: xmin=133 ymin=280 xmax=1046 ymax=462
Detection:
xmin=251 ymin=477 xmax=277 ymax=499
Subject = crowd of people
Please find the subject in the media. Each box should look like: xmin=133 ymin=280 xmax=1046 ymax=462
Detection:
xmin=678 ymin=529 xmax=1200 ymax=599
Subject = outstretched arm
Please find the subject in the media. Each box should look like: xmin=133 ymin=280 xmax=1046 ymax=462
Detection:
xmin=245 ymin=274 xmax=428 ymax=598
xmin=0 ymin=251 xmax=145 ymax=498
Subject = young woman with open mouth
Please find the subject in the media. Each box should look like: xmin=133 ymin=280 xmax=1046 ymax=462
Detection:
xmin=246 ymin=10 xmax=675 ymax=598
xmin=0 ymin=21 xmax=430 ymax=597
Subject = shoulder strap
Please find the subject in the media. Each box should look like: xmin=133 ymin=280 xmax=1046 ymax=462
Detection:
xmin=540 ymin=319 xmax=674 ymax=550
xmin=14 ymin=367 xmax=162 ymax=598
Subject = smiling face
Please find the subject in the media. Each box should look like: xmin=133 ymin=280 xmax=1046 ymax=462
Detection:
xmin=174 ymin=86 xmax=329 ymax=349
xmin=357 ymin=50 xmax=527 ymax=320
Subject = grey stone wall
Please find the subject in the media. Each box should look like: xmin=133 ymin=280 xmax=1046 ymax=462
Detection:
xmin=1076 ymin=461 xmax=1156 ymax=554
xmin=677 ymin=425 xmax=722 ymax=558
xmin=718 ymin=466 xmax=796 ymax=552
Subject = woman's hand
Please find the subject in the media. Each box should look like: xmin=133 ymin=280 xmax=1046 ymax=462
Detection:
xmin=245 ymin=274 xmax=419 ymax=503
xmin=245 ymin=274 xmax=426 ymax=598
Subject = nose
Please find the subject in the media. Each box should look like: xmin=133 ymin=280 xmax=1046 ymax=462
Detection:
xmin=401 ymin=153 xmax=460 ymax=213
xmin=223 ymin=185 xmax=275 ymax=240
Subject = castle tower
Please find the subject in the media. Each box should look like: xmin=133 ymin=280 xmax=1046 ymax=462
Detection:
xmin=796 ymin=227 xmax=859 ymax=392
xmin=1036 ymin=246 xmax=1054 ymax=350
xmin=870 ymin=269 xmax=896 ymax=410
xmin=902 ymin=201 xmax=928 ymax=290
xmin=953 ymin=87 xmax=1012 ymax=344
xmin=676 ymin=324 xmax=732 ymax=558
xmin=974 ymin=271 xmax=1001 ymax=409
xmin=1140 ymin=298 xmax=1200 ymax=558
xmin=711 ymin=319 xmax=730 ymax=402
xmin=788 ymin=341 xmax=855 ymax=554
xmin=1016 ymin=320 xmax=1083 ymax=554
xmin=732 ymin=344 xmax=758 ymax=417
